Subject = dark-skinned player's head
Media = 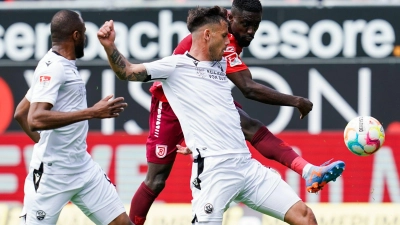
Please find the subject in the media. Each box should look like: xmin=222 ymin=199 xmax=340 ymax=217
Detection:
xmin=187 ymin=6 xmax=230 ymax=61
xmin=51 ymin=10 xmax=86 ymax=58
xmin=229 ymin=0 xmax=262 ymax=47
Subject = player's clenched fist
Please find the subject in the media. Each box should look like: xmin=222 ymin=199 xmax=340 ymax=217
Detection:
xmin=97 ymin=20 xmax=116 ymax=47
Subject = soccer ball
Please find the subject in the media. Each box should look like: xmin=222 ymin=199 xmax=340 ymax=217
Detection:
xmin=344 ymin=116 xmax=385 ymax=156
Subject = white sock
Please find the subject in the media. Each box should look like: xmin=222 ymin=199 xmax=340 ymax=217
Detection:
xmin=302 ymin=163 xmax=313 ymax=179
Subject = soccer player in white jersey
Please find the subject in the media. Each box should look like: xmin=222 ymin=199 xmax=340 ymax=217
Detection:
xmin=98 ymin=6 xmax=318 ymax=225
xmin=13 ymin=10 xmax=135 ymax=225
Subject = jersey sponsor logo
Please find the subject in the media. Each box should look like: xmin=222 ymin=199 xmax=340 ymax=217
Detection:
xmin=39 ymin=75 xmax=51 ymax=87
xmin=225 ymin=52 xmax=242 ymax=67
xmin=155 ymin=144 xmax=168 ymax=158
xmin=36 ymin=210 xmax=46 ymax=220
xmin=204 ymin=203 xmax=213 ymax=214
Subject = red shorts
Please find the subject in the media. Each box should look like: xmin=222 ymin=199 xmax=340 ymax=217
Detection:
xmin=146 ymin=96 xmax=184 ymax=164
xmin=146 ymin=95 xmax=242 ymax=164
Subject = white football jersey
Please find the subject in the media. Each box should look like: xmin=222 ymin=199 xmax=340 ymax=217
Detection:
xmin=144 ymin=53 xmax=249 ymax=158
xmin=26 ymin=50 xmax=94 ymax=174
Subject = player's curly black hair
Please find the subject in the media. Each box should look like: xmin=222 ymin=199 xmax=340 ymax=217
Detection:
xmin=187 ymin=6 xmax=228 ymax=33
xmin=232 ymin=0 xmax=262 ymax=13
xmin=51 ymin=10 xmax=84 ymax=42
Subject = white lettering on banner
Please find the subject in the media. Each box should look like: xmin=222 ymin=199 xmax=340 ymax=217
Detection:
xmin=0 ymin=12 xmax=395 ymax=61
xmin=244 ymin=67 xmax=294 ymax=134
xmin=5 ymin=22 xmax=35 ymax=61
xmin=280 ymin=20 xmax=309 ymax=59
xmin=0 ymin=25 xmax=4 ymax=58
xmin=116 ymin=145 xmax=147 ymax=203
xmin=308 ymin=68 xmax=371 ymax=134
xmin=158 ymin=10 xmax=188 ymax=57
xmin=369 ymin=147 xmax=400 ymax=203
xmin=129 ymin=21 xmax=159 ymax=60
xmin=101 ymin=70 xmax=115 ymax=135
xmin=250 ymin=19 xmax=395 ymax=60
xmin=309 ymin=20 xmax=343 ymax=59
xmin=34 ymin=23 xmax=50 ymax=59
xmin=0 ymin=146 xmax=20 ymax=193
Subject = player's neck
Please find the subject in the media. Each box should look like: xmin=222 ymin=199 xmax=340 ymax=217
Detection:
xmin=52 ymin=43 xmax=76 ymax=60
xmin=188 ymin=46 xmax=212 ymax=61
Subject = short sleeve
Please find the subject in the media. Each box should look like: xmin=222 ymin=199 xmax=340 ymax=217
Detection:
xmin=30 ymin=62 xmax=65 ymax=105
xmin=143 ymin=56 xmax=178 ymax=81
xmin=224 ymin=51 xmax=248 ymax=74
xmin=25 ymin=88 xmax=32 ymax=102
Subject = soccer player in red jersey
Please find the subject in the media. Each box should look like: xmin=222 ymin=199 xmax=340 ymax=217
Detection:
xmin=129 ymin=1 xmax=345 ymax=224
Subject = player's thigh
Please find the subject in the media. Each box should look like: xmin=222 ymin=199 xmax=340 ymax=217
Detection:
xmin=22 ymin=168 xmax=79 ymax=225
xmin=237 ymin=160 xmax=301 ymax=221
xmin=147 ymin=97 xmax=184 ymax=164
xmin=191 ymin=156 xmax=244 ymax=223
xmin=71 ymin=163 xmax=126 ymax=225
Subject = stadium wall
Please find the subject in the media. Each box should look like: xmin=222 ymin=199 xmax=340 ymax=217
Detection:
xmin=0 ymin=6 xmax=400 ymax=134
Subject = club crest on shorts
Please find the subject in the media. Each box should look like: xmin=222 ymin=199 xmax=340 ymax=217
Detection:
xmin=204 ymin=203 xmax=213 ymax=214
xmin=155 ymin=144 xmax=168 ymax=158
xmin=36 ymin=210 xmax=46 ymax=220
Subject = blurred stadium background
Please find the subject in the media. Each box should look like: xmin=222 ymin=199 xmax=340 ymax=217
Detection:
xmin=1 ymin=0 xmax=400 ymax=224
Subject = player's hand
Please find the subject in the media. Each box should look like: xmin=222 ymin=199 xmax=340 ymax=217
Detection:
xmin=297 ymin=97 xmax=313 ymax=119
xmin=91 ymin=94 xmax=128 ymax=119
xmin=97 ymin=20 xmax=116 ymax=47
xmin=176 ymin=145 xmax=192 ymax=155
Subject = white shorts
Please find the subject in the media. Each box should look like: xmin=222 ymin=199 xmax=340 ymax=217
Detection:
xmin=190 ymin=153 xmax=301 ymax=223
xmin=20 ymin=163 xmax=126 ymax=225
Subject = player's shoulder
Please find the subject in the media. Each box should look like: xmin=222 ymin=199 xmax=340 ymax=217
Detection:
xmin=36 ymin=51 xmax=67 ymax=77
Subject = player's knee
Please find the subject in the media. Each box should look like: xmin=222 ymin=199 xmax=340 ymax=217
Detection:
xmin=241 ymin=117 xmax=264 ymax=141
xmin=144 ymin=176 xmax=167 ymax=194
xmin=284 ymin=201 xmax=318 ymax=225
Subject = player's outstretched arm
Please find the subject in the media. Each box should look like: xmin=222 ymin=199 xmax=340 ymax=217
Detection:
xmin=228 ymin=69 xmax=313 ymax=119
xmin=97 ymin=20 xmax=149 ymax=82
xmin=27 ymin=95 xmax=127 ymax=131
xmin=14 ymin=97 xmax=40 ymax=143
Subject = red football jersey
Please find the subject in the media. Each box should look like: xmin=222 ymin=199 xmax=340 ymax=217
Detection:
xmin=150 ymin=33 xmax=248 ymax=101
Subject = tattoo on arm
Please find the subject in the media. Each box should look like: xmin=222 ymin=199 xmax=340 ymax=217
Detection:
xmin=126 ymin=71 xmax=149 ymax=81
xmin=109 ymin=49 xmax=128 ymax=80
xmin=110 ymin=49 xmax=126 ymax=69
xmin=108 ymin=49 xmax=149 ymax=81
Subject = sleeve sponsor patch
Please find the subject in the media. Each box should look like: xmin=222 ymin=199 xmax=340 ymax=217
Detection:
xmin=225 ymin=52 xmax=243 ymax=67
xmin=39 ymin=76 xmax=51 ymax=87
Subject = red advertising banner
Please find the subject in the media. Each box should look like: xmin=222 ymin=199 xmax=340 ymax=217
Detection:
xmin=0 ymin=132 xmax=399 ymax=204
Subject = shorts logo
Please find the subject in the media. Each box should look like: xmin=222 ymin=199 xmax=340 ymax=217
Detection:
xmin=156 ymin=144 xmax=168 ymax=158
xmin=36 ymin=210 xmax=46 ymax=220
xmin=204 ymin=203 xmax=213 ymax=214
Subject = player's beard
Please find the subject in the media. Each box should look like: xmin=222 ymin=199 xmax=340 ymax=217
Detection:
xmin=233 ymin=33 xmax=252 ymax=48
xmin=75 ymin=42 xmax=85 ymax=59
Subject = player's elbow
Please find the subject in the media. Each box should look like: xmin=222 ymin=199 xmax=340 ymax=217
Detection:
xmin=241 ymin=87 xmax=256 ymax=99
xmin=27 ymin=115 xmax=42 ymax=131
xmin=14 ymin=109 xmax=25 ymax=124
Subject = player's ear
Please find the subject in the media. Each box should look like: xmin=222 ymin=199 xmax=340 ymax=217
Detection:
xmin=72 ymin=30 xmax=80 ymax=41
xmin=227 ymin=13 xmax=234 ymax=24
xmin=204 ymin=28 xmax=211 ymax=41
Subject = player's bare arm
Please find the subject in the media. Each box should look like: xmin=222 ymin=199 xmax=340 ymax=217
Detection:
xmin=14 ymin=97 xmax=40 ymax=143
xmin=98 ymin=20 xmax=149 ymax=82
xmin=27 ymin=95 xmax=127 ymax=131
xmin=228 ymin=69 xmax=313 ymax=119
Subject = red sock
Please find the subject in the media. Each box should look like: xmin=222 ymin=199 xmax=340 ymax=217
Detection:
xmin=129 ymin=182 xmax=158 ymax=225
xmin=250 ymin=126 xmax=308 ymax=175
